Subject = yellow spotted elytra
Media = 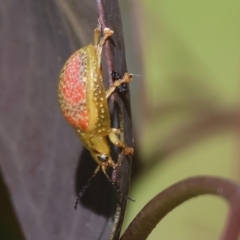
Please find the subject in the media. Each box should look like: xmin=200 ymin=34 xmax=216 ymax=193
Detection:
xmin=58 ymin=22 xmax=133 ymax=208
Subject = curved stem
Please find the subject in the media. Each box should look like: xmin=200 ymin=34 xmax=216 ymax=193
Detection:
xmin=121 ymin=176 xmax=240 ymax=240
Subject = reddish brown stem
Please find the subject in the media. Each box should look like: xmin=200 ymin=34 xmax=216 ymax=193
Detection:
xmin=96 ymin=0 xmax=134 ymax=240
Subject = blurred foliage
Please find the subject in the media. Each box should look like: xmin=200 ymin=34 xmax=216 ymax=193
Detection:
xmin=120 ymin=0 xmax=240 ymax=239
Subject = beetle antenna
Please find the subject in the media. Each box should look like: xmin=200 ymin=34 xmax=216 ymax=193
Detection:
xmin=129 ymin=73 xmax=141 ymax=77
xmin=74 ymin=166 xmax=100 ymax=210
xmin=74 ymin=166 xmax=135 ymax=210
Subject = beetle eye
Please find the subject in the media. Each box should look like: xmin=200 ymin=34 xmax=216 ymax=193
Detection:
xmin=97 ymin=154 xmax=108 ymax=162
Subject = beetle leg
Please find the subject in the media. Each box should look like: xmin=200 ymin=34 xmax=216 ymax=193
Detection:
xmin=105 ymin=73 xmax=133 ymax=99
xmin=101 ymin=165 xmax=116 ymax=183
xmin=96 ymin=27 xmax=114 ymax=69
xmin=108 ymin=129 xmax=134 ymax=155
xmin=108 ymin=157 xmax=118 ymax=169
xmin=94 ymin=21 xmax=101 ymax=47
xmin=111 ymin=128 xmax=122 ymax=134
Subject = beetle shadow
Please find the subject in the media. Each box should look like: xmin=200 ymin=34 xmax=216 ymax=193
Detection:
xmin=75 ymin=148 xmax=117 ymax=217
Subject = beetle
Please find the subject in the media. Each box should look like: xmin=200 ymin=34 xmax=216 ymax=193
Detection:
xmin=58 ymin=22 xmax=133 ymax=208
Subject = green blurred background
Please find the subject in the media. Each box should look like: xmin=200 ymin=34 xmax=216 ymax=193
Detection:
xmin=120 ymin=0 xmax=240 ymax=239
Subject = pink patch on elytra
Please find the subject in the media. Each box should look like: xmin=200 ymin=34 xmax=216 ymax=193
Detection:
xmin=60 ymin=52 xmax=89 ymax=130
xmin=62 ymin=54 xmax=86 ymax=104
